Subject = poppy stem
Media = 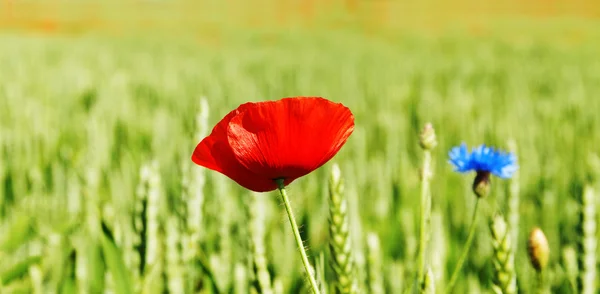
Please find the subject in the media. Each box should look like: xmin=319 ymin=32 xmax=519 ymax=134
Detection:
xmin=445 ymin=197 xmax=481 ymax=293
xmin=276 ymin=179 xmax=321 ymax=294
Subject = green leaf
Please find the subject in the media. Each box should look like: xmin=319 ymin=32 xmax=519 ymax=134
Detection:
xmin=0 ymin=255 xmax=42 ymax=284
xmin=85 ymin=241 xmax=107 ymax=293
xmin=59 ymin=250 xmax=77 ymax=294
xmin=0 ymin=214 xmax=34 ymax=253
xmin=0 ymin=277 xmax=33 ymax=294
xmin=59 ymin=277 xmax=77 ymax=294
xmin=141 ymin=262 xmax=164 ymax=294
xmin=100 ymin=222 xmax=134 ymax=294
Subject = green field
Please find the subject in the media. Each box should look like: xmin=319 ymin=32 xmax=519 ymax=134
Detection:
xmin=1 ymin=16 xmax=600 ymax=294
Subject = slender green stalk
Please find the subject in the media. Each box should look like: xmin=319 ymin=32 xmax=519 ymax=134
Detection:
xmin=28 ymin=265 xmax=43 ymax=294
xmin=366 ymin=232 xmax=384 ymax=294
xmin=431 ymin=211 xmax=448 ymax=288
xmin=165 ymin=216 xmax=184 ymax=294
xmin=506 ymin=139 xmax=520 ymax=252
xmin=315 ymin=253 xmax=328 ymax=294
xmin=422 ymin=267 xmax=435 ymax=294
xmin=561 ymin=246 xmax=578 ymax=293
xmin=417 ymin=123 xmax=436 ymax=292
xmin=181 ymin=97 xmax=209 ymax=292
xmin=534 ymin=271 xmax=548 ymax=294
xmin=417 ymin=149 xmax=432 ymax=288
xmin=276 ymin=180 xmax=321 ymax=294
xmin=145 ymin=161 xmax=161 ymax=270
xmin=132 ymin=164 xmax=150 ymax=291
xmin=246 ymin=192 xmax=273 ymax=294
xmin=234 ymin=263 xmax=248 ymax=294
xmin=445 ymin=198 xmax=480 ymax=293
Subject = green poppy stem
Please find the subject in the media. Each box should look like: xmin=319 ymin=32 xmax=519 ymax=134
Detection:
xmin=276 ymin=179 xmax=321 ymax=294
xmin=445 ymin=198 xmax=481 ymax=293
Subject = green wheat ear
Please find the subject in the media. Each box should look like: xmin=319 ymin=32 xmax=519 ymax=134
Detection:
xmin=577 ymin=186 xmax=597 ymax=294
xmin=245 ymin=192 xmax=273 ymax=294
xmin=328 ymin=163 xmax=359 ymax=294
xmin=490 ymin=214 xmax=517 ymax=294
xmin=366 ymin=232 xmax=384 ymax=294
xmin=181 ymin=97 xmax=209 ymax=291
xmin=561 ymin=245 xmax=578 ymax=292
xmin=165 ymin=215 xmax=184 ymax=294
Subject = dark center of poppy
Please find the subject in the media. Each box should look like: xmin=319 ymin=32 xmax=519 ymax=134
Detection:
xmin=274 ymin=178 xmax=286 ymax=189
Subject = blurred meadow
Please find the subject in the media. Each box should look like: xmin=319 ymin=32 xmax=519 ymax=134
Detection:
xmin=1 ymin=0 xmax=600 ymax=293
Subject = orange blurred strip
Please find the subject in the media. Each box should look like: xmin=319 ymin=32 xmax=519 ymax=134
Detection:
xmin=1 ymin=0 xmax=600 ymax=36
xmin=3 ymin=0 xmax=13 ymax=20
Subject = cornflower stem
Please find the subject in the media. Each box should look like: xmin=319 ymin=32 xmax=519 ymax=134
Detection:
xmin=445 ymin=198 xmax=480 ymax=293
xmin=276 ymin=179 xmax=321 ymax=294
xmin=417 ymin=150 xmax=432 ymax=289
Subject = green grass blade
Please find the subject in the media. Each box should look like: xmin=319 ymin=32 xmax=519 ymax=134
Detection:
xmin=0 ymin=255 xmax=42 ymax=285
xmin=100 ymin=222 xmax=134 ymax=294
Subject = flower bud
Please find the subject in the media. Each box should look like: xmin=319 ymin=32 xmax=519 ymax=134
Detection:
xmin=527 ymin=227 xmax=550 ymax=272
xmin=419 ymin=123 xmax=437 ymax=150
xmin=472 ymin=171 xmax=491 ymax=198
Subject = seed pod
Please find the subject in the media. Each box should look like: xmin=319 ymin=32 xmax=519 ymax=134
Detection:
xmin=527 ymin=227 xmax=550 ymax=272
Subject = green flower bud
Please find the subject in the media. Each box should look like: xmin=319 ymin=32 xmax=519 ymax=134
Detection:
xmin=472 ymin=171 xmax=491 ymax=198
xmin=419 ymin=123 xmax=437 ymax=150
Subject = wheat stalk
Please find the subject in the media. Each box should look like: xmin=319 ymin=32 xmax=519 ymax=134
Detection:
xmin=430 ymin=210 xmax=447 ymax=289
xmin=561 ymin=245 xmax=578 ymax=292
xmin=145 ymin=161 xmax=161 ymax=271
xmin=366 ymin=232 xmax=384 ymax=294
xmin=246 ymin=192 xmax=273 ymax=294
xmin=506 ymin=139 xmax=520 ymax=251
xmin=133 ymin=163 xmax=150 ymax=289
xmin=182 ymin=97 xmax=209 ymax=291
xmin=234 ymin=262 xmax=249 ymax=294
xmin=422 ymin=267 xmax=435 ymax=294
xmin=165 ymin=215 xmax=184 ymax=294
xmin=490 ymin=214 xmax=517 ymax=294
xmin=328 ymin=163 xmax=359 ymax=294
xmin=577 ymin=186 xmax=597 ymax=294
xmin=417 ymin=123 xmax=436 ymax=292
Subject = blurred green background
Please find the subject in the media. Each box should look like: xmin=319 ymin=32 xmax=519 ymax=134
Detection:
xmin=0 ymin=1 xmax=599 ymax=293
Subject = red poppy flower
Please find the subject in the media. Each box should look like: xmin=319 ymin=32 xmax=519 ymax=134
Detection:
xmin=191 ymin=97 xmax=354 ymax=192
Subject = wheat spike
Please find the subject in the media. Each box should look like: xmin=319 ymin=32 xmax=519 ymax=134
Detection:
xmin=165 ymin=216 xmax=184 ymax=294
xmin=246 ymin=192 xmax=274 ymax=294
xmin=577 ymin=186 xmax=597 ymax=294
xmin=328 ymin=164 xmax=359 ymax=294
xmin=490 ymin=214 xmax=517 ymax=294
xmin=366 ymin=232 xmax=384 ymax=294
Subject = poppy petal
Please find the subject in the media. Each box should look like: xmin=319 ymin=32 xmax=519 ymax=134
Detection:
xmin=227 ymin=97 xmax=354 ymax=186
xmin=191 ymin=104 xmax=278 ymax=192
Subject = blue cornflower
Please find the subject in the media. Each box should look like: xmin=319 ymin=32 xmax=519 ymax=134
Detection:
xmin=448 ymin=143 xmax=518 ymax=179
